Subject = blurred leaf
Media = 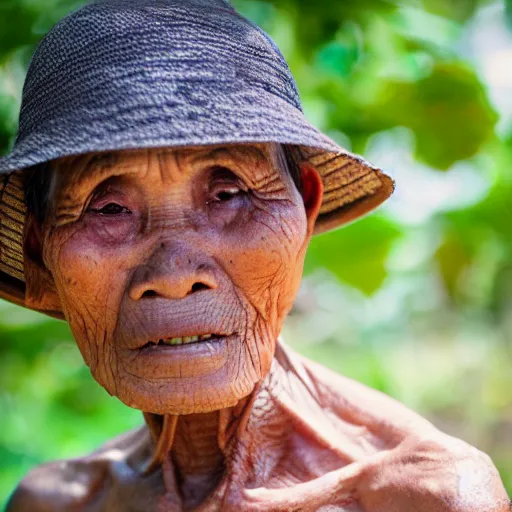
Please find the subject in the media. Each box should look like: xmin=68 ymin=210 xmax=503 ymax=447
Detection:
xmin=304 ymin=215 xmax=403 ymax=295
xmin=315 ymin=22 xmax=363 ymax=79
xmin=0 ymin=1 xmax=39 ymax=57
xmin=378 ymin=63 xmax=498 ymax=169
xmin=436 ymin=228 xmax=473 ymax=300
xmin=421 ymin=0 xmax=478 ymax=23
xmin=507 ymin=0 xmax=512 ymax=28
xmin=268 ymin=0 xmax=396 ymax=56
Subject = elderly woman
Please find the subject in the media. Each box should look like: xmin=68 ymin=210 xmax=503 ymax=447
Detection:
xmin=1 ymin=0 xmax=509 ymax=511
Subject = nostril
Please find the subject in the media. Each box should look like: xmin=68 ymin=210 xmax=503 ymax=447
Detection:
xmin=141 ymin=290 xmax=158 ymax=299
xmin=190 ymin=282 xmax=209 ymax=294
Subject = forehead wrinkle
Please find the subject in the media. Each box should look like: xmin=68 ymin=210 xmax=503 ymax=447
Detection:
xmin=153 ymin=148 xmax=184 ymax=184
xmin=55 ymin=150 xmax=146 ymax=200
xmin=182 ymin=144 xmax=281 ymax=187
xmin=183 ymin=144 xmax=269 ymax=167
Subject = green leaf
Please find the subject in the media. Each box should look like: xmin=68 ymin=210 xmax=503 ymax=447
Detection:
xmin=377 ymin=63 xmax=498 ymax=170
xmin=421 ymin=0 xmax=478 ymax=23
xmin=305 ymin=215 xmax=403 ymax=295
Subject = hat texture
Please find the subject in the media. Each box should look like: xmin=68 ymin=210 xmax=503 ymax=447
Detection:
xmin=0 ymin=0 xmax=394 ymax=315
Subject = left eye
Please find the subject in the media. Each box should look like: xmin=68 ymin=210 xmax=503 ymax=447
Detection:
xmin=93 ymin=203 xmax=131 ymax=215
xmin=208 ymin=167 xmax=247 ymax=204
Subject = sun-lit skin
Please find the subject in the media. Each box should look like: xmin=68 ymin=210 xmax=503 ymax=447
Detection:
xmin=6 ymin=143 xmax=510 ymax=511
xmin=31 ymin=143 xmax=311 ymax=415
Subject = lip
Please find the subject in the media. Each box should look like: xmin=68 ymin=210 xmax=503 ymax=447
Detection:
xmin=115 ymin=292 xmax=242 ymax=351
xmin=117 ymin=314 xmax=237 ymax=350
xmin=128 ymin=329 xmax=235 ymax=350
xmin=140 ymin=333 xmax=226 ymax=349
xmin=119 ymin=334 xmax=233 ymax=379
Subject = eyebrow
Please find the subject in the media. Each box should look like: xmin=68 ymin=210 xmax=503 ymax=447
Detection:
xmin=53 ymin=151 xmax=133 ymax=199
xmin=183 ymin=144 xmax=270 ymax=166
xmin=57 ymin=144 xmax=274 ymax=195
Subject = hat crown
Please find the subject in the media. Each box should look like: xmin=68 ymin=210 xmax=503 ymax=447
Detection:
xmin=91 ymin=0 xmax=235 ymax=10
xmin=18 ymin=0 xmax=301 ymax=143
xmin=95 ymin=0 xmax=233 ymax=7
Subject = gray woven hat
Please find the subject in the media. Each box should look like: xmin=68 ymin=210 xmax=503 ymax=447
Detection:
xmin=0 ymin=0 xmax=394 ymax=315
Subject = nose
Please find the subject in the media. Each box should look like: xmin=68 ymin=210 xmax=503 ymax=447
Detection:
xmin=128 ymin=241 xmax=218 ymax=301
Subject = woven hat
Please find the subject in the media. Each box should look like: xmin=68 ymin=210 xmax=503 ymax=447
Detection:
xmin=0 ymin=0 xmax=394 ymax=316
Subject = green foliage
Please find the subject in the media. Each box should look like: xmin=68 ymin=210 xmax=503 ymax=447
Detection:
xmin=305 ymin=215 xmax=403 ymax=295
xmin=422 ymin=0 xmax=479 ymax=22
xmin=377 ymin=63 xmax=498 ymax=169
xmin=1 ymin=0 xmax=512 ymax=506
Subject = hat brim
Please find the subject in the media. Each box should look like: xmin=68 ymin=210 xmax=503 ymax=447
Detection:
xmin=0 ymin=90 xmax=394 ymax=318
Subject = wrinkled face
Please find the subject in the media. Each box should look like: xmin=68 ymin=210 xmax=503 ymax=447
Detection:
xmin=28 ymin=143 xmax=320 ymax=414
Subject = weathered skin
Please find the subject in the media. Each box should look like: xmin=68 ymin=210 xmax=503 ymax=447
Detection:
xmin=7 ymin=143 xmax=510 ymax=511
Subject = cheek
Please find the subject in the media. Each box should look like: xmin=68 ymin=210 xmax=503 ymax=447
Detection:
xmin=224 ymin=202 xmax=308 ymax=324
xmin=56 ymin=233 xmax=119 ymax=300
xmin=46 ymin=227 xmax=129 ymax=362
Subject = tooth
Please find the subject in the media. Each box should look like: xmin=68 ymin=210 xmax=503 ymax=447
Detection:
xmin=171 ymin=337 xmax=182 ymax=345
xmin=190 ymin=336 xmax=199 ymax=343
xmin=200 ymin=334 xmax=211 ymax=341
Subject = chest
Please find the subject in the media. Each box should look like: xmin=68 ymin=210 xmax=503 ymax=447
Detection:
xmin=89 ymin=437 xmax=357 ymax=512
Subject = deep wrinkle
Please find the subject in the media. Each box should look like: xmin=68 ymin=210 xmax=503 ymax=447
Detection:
xmin=40 ymin=143 xmax=307 ymax=416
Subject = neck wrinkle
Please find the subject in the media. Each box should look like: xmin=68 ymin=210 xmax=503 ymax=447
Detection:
xmin=141 ymin=394 xmax=261 ymax=509
xmin=141 ymin=385 xmax=261 ymax=477
xmin=139 ymin=343 xmax=301 ymax=507
xmin=142 ymin=414 xmax=179 ymax=475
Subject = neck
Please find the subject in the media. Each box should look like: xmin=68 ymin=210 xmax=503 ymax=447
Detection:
xmin=140 ymin=342 xmax=303 ymax=507
xmin=142 ymin=392 xmax=256 ymax=507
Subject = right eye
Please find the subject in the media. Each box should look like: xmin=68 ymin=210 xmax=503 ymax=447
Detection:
xmin=91 ymin=203 xmax=132 ymax=215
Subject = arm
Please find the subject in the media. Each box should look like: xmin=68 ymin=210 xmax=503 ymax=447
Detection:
xmin=6 ymin=468 xmax=66 ymax=512
xmin=5 ymin=459 xmax=106 ymax=512
xmin=6 ymin=486 xmax=41 ymax=512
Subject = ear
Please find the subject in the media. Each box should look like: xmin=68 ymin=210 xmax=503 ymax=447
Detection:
xmin=299 ymin=162 xmax=324 ymax=238
xmin=23 ymin=213 xmax=63 ymax=315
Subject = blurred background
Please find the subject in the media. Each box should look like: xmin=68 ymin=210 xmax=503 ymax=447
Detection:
xmin=1 ymin=0 xmax=512 ymax=505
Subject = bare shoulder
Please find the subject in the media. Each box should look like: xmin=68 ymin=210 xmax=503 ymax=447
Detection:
xmin=291 ymin=349 xmax=511 ymax=510
xmin=295 ymin=348 xmax=437 ymax=436
xmin=5 ymin=426 xmax=150 ymax=512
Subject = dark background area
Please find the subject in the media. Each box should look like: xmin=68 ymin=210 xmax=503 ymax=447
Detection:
xmin=1 ymin=0 xmax=511 ymax=505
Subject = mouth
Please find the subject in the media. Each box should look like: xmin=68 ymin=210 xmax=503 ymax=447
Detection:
xmin=121 ymin=332 xmax=232 ymax=379
xmin=141 ymin=334 xmax=223 ymax=349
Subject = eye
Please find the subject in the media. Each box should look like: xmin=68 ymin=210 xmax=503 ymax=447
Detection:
xmin=208 ymin=167 xmax=247 ymax=203
xmin=212 ymin=184 xmax=243 ymax=202
xmin=91 ymin=203 xmax=132 ymax=215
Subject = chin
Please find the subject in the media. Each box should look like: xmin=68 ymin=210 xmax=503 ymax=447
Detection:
xmin=92 ymin=335 xmax=271 ymax=415
xmin=111 ymin=369 xmax=260 ymax=415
